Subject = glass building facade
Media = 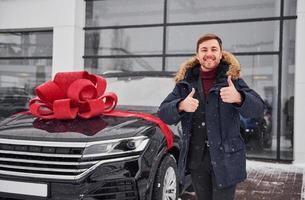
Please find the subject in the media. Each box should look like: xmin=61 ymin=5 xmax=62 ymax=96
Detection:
xmin=84 ymin=0 xmax=297 ymax=161
xmin=0 ymin=30 xmax=53 ymax=120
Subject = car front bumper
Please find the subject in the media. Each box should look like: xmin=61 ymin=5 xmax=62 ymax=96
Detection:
xmin=0 ymin=155 xmax=152 ymax=200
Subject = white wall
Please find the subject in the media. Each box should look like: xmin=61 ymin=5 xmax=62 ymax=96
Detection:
xmin=294 ymin=0 xmax=305 ymax=164
xmin=0 ymin=0 xmax=86 ymax=77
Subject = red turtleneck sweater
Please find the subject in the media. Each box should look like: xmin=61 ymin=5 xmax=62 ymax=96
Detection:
xmin=200 ymin=67 xmax=217 ymax=97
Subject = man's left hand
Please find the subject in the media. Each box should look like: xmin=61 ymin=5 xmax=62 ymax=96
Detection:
xmin=220 ymin=76 xmax=242 ymax=104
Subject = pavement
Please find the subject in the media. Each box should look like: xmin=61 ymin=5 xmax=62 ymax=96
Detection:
xmin=180 ymin=160 xmax=305 ymax=200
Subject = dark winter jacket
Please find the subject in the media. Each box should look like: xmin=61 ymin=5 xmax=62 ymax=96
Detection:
xmin=158 ymin=51 xmax=265 ymax=188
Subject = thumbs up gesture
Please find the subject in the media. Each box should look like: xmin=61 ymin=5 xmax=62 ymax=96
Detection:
xmin=178 ymin=88 xmax=199 ymax=112
xmin=220 ymin=76 xmax=242 ymax=104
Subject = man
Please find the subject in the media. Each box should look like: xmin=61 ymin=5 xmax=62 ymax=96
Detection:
xmin=158 ymin=33 xmax=264 ymax=200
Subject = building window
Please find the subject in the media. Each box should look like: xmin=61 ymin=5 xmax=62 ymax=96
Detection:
xmin=0 ymin=30 xmax=53 ymax=120
xmin=84 ymin=0 xmax=296 ymax=161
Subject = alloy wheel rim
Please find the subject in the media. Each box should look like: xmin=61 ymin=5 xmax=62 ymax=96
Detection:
xmin=162 ymin=166 xmax=177 ymax=200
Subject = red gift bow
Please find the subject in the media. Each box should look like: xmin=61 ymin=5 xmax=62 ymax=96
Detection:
xmin=29 ymin=71 xmax=173 ymax=149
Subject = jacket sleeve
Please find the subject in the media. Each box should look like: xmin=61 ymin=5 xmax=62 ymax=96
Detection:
xmin=234 ymin=78 xmax=265 ymax=118
xmin=157 ymin=85 xmax=186 ymax=125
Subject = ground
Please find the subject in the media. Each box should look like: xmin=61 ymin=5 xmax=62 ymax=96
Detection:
xmin=180 ymin=160 xmax=304 ymax=200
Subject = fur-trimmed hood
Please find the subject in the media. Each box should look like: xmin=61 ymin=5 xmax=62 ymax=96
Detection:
xmin=174 ymin=51 xmax=241 ymax=82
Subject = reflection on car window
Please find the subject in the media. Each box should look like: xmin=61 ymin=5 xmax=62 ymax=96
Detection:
xmin=0 ymin=87 xmax=32 ymax=121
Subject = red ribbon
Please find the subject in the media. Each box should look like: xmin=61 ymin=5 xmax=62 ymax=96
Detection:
xmin=29 ymin=71 xmax=173 ymax=149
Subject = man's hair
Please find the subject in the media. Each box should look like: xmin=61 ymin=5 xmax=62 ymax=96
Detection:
xmin=196 ymin=33 xmax=223 ymax=52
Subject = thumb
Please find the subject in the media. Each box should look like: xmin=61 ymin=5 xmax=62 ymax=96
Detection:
xmin=227 ymin=76 xmax=234 ymax=87
xmin=188 ymin=88 xmax=195 ymax=98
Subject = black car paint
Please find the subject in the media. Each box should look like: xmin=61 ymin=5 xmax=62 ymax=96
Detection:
xmin=0 ymin=87 xmax=31 ymax=120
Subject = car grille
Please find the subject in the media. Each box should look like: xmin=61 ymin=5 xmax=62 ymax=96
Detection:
xmin=86 ymin=179 xmax=138 ymax=200
xmin=0 ymin=139 xmax=138 ymax=180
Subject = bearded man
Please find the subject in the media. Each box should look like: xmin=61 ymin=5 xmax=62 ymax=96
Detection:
xmin=158 ymin=33 xmax=264 ymax=200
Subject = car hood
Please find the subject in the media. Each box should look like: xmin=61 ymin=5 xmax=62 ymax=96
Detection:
xmin=0 ymin=112 xmax=157 ymax=142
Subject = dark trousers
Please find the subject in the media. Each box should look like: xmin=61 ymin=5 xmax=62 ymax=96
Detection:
xmin=190 ymin=150 xmax=236 ymax=200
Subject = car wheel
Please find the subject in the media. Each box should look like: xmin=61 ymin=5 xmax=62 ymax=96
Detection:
xmin=152 ymin=154 xmax=178 ymax=200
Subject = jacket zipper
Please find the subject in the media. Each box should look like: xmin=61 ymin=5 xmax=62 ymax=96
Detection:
xmin=216 ymin=89 xmax=224 ymax=149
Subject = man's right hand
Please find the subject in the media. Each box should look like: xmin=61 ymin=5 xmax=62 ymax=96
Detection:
xmin=178 ymin=88 xmax=199 ymax=112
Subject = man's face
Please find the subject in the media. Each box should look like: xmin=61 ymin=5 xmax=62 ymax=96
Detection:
xmin=196 ymin=39 xmax=222 ymax=72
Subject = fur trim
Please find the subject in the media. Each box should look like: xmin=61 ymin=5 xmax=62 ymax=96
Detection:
xmin=174 ymin=51 xmax=241 ymax=82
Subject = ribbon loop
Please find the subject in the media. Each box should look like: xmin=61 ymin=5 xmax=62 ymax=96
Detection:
xmin=53 ymin=99 xmax=78 ymax=119
xmin=100 ymin=92 xmax=118 ymax=113
xmin=67 ymin=79 xmax=97 ymax=103
xmin=35 ymin=80 xmax=65 ymax=103
xmin=78 ymin=100 xmax=105 ymax=119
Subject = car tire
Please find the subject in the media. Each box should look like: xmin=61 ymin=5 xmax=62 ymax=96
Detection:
xmin=152 ymin=154 xmax=178 ymax=200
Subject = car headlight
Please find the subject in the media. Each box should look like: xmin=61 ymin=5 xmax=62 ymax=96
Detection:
xmin=82 ymin=136 xmax=149 ymax=158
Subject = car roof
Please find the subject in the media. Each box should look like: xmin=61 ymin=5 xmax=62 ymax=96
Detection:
xmin=0 ymin=87 xmax=28 ymax=95
xmin=101 ymin=71 xmax=175 ymax=78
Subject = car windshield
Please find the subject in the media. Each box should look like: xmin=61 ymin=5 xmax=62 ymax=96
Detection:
xmin=0 ymin=87 xmax=32 ymax=121
xmin=105 ymin=74 xmax=175 ymax=109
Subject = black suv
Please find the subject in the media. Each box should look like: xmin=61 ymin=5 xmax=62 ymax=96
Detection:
xmin=0 ymin=72 xmax=183 ymax=200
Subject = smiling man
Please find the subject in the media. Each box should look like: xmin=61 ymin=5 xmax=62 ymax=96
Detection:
xmin=158 ymin=33 xmax=265 ymax=200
